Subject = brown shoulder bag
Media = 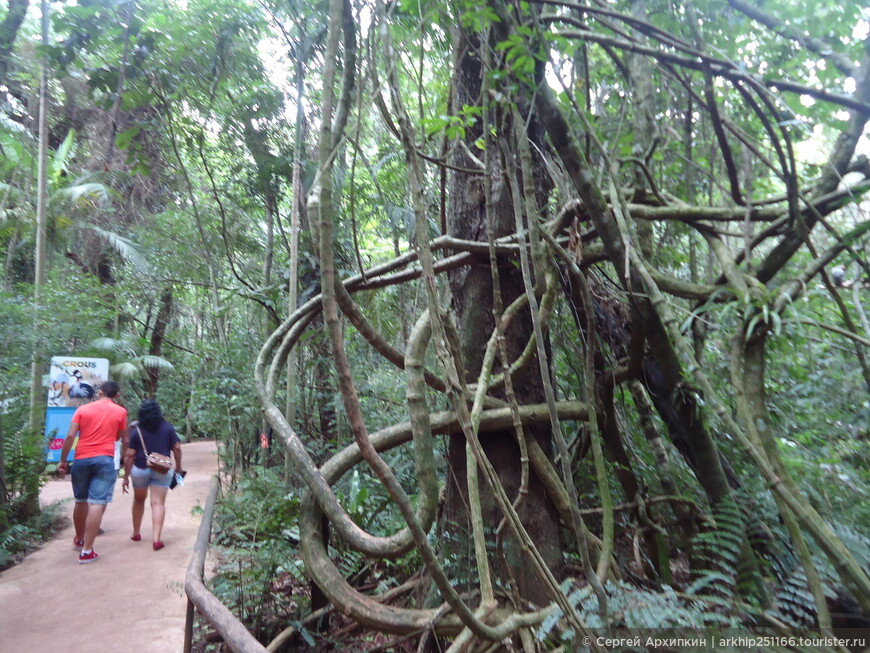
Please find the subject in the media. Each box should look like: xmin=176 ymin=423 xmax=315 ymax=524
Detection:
xmin=136 ymin=426 xmax=173 ymax=474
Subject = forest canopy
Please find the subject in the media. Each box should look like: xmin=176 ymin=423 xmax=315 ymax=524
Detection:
xmin=1 ymin=0 xmax=869 ymax=650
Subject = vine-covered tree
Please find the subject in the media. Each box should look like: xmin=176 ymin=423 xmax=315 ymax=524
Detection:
xmin=257 ymin=0 xmax=870 ymax=647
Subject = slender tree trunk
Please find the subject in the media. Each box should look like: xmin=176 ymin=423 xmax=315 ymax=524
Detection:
xmin=27 ymin=0 xmax=49 ymax=435
xmin=145 ymin=287 xmax=173 ymax=397
xmin=262 ymin=195 xmax=275 ymax=287
xmin=285 ymin=52 xmax=305 ymax=490
xmin=629 ymin=0 xmax=656 ymax=260
xmin=24 ymin=0 xmax=49 ymax=517
xmin=0 ymin=377 xmax=9 ymax=522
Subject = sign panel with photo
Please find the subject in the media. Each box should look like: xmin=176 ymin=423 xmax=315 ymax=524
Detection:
xmin=48 ymin=357 xmax=109 ymax=408
xmin=45 ymin=356 xmax=110 ymax=462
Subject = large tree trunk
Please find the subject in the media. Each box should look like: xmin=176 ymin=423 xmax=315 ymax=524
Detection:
xmin=442 ymin=26 xmax=561 ymax=606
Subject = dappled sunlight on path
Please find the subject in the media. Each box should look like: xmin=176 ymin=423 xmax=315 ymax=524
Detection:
xmin=0 ymin=440 xmax=218 ymax=653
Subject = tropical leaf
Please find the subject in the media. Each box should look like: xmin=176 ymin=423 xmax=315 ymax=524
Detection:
xmin=52 ymin=129 xmax=76 ymax=176
xmin=82 ymin=225 xmax=151 ymax=272
xmin=137 ymin=355 xmax=174 ymax=371
xmin=55 ymin=182 xmax=113 ymax=207
xmin=0 ymin=182 xmax=27 ymax=203
xmin=109 ymin=361 xmax=143 ymax=380
xmin=90 ymin=337 xmax=134 ymax=354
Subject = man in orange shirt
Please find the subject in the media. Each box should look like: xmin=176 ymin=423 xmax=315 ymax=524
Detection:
xmin=57 ymin=381 xmax=129 ymax=563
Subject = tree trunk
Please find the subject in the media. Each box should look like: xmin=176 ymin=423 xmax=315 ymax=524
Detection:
xmin=441 ymin=26 xmax=561 ymax=605
xmin=0 ymin=0 xmax=29 ymax=88
xmin=24 ymin=0 xmax=48 ymax=518
xmin=27 ymin=0 xmax=49 ymax=432
xmin=145 ymin=286 xmax=173 ymax=397
xmin=629 ymin=0 xmax=657 ymax=260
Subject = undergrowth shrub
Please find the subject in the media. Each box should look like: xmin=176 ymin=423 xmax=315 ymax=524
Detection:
xmin=209 ymin=468 xmax=311 ymax=644
xmin=207 ymin=462 xmax=426 ymax=647
xmin=0 ymin=499 xmax=67 ymax=571
xmin=1 ymin=425 xmax=49 ymax=532
xmin=538 ymin=579 xmax=739 ymax=647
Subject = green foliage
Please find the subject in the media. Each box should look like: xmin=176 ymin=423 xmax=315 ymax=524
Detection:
xmin=539 ymin=580 xmax=735 ymax=645
xmin=1 ymin=423 xmax=45 ymax=504
xmin=422 ymin=104 xmax=483 ymax=140
xmin=690 ymin=499 xmax=747 ymax=599
xmin=768 ymin=567 xmax=828 ymax=629
xmin=0 ymin=500 xmax=66 ymax=571
xmin=458 ymin=0 xmax=499 ymax=31
xmin=209 ymin=469 xmax=311 ymax=642
xmin=494 ymin=24 xmax=546 ymax=82
xmin=88 ymin=336 xmax=174 ymax=388
xmin=183 ymin=328 xmax=262 ymax=447
xmin=0 ymin=295 xmax=40 ymax=510
xmin=328 ymin=469 xmax=422 ymax=593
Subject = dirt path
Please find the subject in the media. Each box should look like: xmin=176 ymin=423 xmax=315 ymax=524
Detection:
xmin=0 ymin=440 xmax=219 ymax=653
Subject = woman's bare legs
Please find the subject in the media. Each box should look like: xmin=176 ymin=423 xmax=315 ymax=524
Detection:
xmin=132 ymin=487 xmax=148 ymax=538
xmin=150 ymin=485 xmax=169 ymax=545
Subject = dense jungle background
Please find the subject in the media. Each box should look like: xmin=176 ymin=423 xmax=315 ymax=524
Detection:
xmin=1 ymin=0 xmax=869 ymax=650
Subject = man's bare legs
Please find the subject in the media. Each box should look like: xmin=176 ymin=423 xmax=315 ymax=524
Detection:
xmin=72 ymin=501 xmax=88 ymax=542
xmin=83 ymin=504 xmax=106 ymax=550
xmin=75 ymin=503 xmax=107 ymax=551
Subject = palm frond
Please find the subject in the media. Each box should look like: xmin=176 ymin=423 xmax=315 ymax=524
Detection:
xmin=0 ymin=182 xmax=27 ymax=203
xmin=90 ymin=337 xmax=134 ymax=354
xmin=137 ymin=355 xmax=174 ymax=371
xmin=55 ymin=183 xmax=112 ymax=207
xmin=109 ymin=361 xmax=143 ymax=380
xmin=51 ymin=130 xmax=76 ymax=180
xmin=77 ymin=169 xmax=133 ymax=189
xmin=83 ymin=225 xmax=151 ymax=272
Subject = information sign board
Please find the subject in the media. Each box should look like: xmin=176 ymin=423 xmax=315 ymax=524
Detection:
xmin=45 ymin=356 xmax=110 ymax=462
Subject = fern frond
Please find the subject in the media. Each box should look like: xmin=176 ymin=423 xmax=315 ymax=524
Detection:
xmin=690 ymin=498 xmax=748 ymax=599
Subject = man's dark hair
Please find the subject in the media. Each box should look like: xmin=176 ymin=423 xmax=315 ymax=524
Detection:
xmin=138 ymin=399 xmax=165 ymax=431
xmin=101 ymin=381 xmax=121 ymax=398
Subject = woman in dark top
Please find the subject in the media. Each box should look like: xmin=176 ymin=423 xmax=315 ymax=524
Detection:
xmin=122 ymin=399 xmax=183 ymax=550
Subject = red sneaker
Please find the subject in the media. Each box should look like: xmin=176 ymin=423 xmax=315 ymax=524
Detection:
xmin=152 ymin=541 xmax=164 ymax=551
xmin=78 ymin=550 xmax=99 ymax=564
xmin=73 ymin=537 xmax=84 ymax=549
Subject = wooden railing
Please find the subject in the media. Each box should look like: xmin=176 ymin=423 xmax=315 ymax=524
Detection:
xmin=183 ymin=475 xmax=267 ymax=653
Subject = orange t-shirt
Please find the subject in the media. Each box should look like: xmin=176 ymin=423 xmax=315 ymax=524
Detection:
xmin=71 ymin=399 xmax=128 ymax=459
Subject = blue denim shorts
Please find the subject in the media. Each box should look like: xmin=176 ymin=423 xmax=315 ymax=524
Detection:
xmin=130 ymin=465 xmax=172 ymax=489
xmin=106 ymin=471 xmax=119 ymax=503
xmin=71 ymin=456 xmax=116 ymax=505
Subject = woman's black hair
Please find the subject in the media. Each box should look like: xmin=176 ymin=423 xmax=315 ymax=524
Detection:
xmin=138 ymin=399 xmax=165 ymax=431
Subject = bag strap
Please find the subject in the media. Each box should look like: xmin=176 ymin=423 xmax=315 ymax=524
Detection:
xmin=135 ymin=424 xmax=150 ymax=456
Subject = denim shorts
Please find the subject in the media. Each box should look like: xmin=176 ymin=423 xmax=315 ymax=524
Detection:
xmin=106 ymin=471 xmax=119 ymax=503
xmin=71 ymin=456 xmax=116 ymax=505
xmin=130 ymin=464 xmax=172 ymax=489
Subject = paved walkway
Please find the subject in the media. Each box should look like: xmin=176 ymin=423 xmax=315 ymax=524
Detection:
xmin=0 ymin=440 xmax=218 ymax=653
